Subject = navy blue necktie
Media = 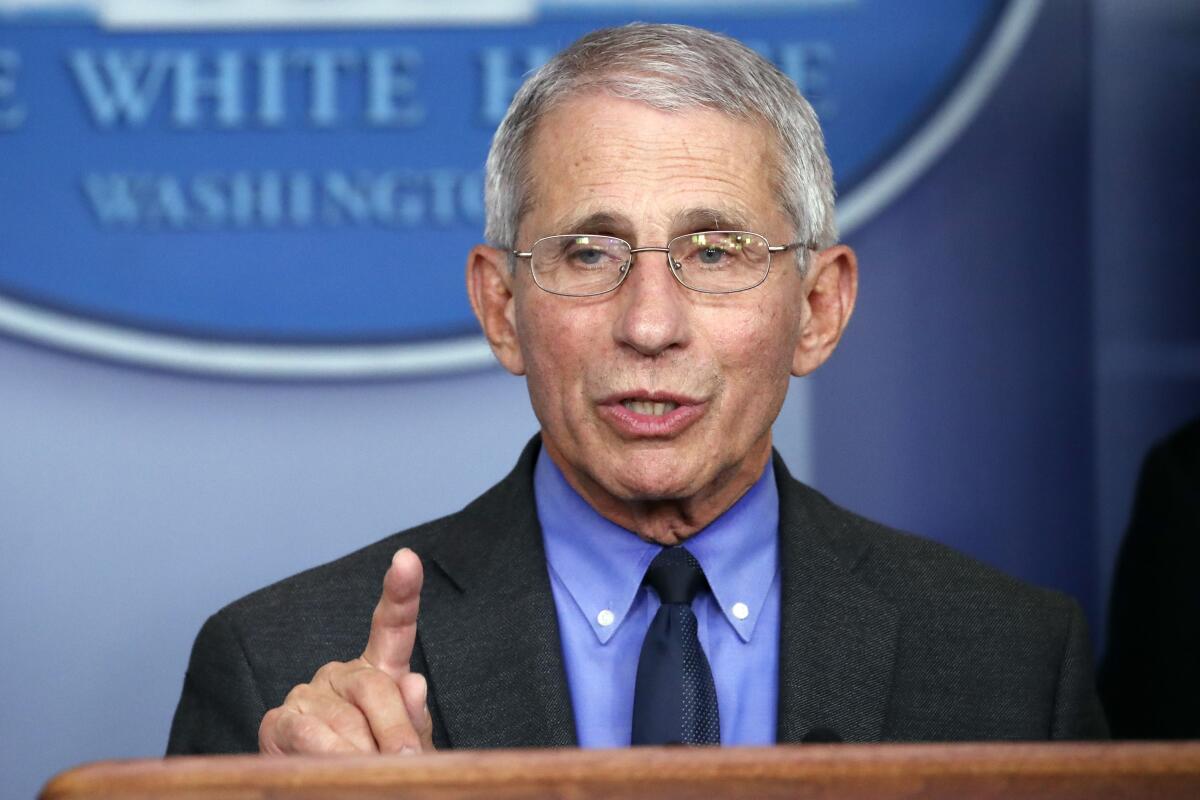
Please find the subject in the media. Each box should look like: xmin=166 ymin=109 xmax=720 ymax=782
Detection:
xmin=631 ymin=547 xmax=721 ymax=745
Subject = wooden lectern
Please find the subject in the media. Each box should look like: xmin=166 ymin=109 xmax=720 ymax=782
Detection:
xmin=41 ymin=742 xmax=1200 ymax=799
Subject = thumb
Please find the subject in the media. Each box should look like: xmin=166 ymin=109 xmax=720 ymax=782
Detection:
xmin=361 ymin=548 xmax=423 ymax=684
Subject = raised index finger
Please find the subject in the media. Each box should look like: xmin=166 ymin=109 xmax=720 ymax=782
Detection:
xmin=361 ymin=548 xmax=423 ymax=683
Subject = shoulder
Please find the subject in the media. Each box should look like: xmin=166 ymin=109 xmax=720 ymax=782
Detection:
xmin=779 ymin=463 xmax=1075 ymax=608
xmin=202 ymin=440 xmax=540 ymax=695
xmin=217 ymin=436 xmax=541 ymax=628
xmin=775 ymin=470 xmax=1106 ymax=738
xmin=218 ymin=507 xmax=466 ymax=621
xmin=801 ymin=479 xmax=1078 ymax=623
xmin=775 ymin=463 xmax=1083 ymax=659
xmin=199 ymin=512 xmax=455 ymax=695
xmin=167 ymin=483 xmax=518 ymax=754
xmin=212 ymin=490 xmax=500 ymax=639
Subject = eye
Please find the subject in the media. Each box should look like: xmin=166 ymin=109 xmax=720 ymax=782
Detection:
xmin=570 ymin=246 xmax=606 ymax=266
xmin=558 ymin=236 xmax=625 ymax=271
xmin=696 ymin=244 xmax=729 ymax=265
xmin=674 ymin=233 xmax=739 ymax=270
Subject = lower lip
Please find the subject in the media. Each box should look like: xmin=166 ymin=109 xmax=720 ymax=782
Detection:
xmin=598 ymin=402 xmax=705 ymax=438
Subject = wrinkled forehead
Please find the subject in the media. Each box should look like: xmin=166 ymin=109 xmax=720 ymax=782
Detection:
xmin=517 ymin=93 xmax=788 ymax=240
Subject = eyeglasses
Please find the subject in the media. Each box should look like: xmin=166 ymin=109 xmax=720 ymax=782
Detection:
xmin=511 ymin=231 xmax=816 ymax=297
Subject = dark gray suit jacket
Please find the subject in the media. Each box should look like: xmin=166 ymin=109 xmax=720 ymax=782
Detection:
xmin=167 ymin=438 xmax=1108 ymax=753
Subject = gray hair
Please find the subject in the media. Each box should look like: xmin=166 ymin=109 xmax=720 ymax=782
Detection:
xmin=484 ymin=22 xmax=837 ymax=257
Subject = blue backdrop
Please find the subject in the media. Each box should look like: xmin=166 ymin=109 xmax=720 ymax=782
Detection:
xmin=1 ymin=2 xmax=1198 ymax=798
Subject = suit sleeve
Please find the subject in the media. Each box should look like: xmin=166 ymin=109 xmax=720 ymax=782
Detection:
xmin=166 ymin=612 xmax=267 ymax=755
xmin=1050 ymin=599 xmax=1110 ymax=739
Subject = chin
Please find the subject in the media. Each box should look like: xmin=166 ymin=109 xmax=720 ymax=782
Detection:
xmin=604 ymin=450 xmax=707 ymax=501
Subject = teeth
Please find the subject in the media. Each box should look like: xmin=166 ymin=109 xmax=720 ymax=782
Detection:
xmin=622 ymin=399 xmax=679 ymax=416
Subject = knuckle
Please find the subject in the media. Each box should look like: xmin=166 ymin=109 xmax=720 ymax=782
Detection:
xmin=325 ymin=706 xmax=377 ymax=753
xmin=288 ymin=713 xmax=342 ymax=753
xmin=284 ymin=683 xmax=312 ymax=706
xmin=312 ymin=660 xmax=343 ymax=681
xmin=326 ymin=702 xmax=366 ymax=732
xmin=349 ymin=668 xmax=395 ymax=705
xmin=362 ymin=667 xmax=396 ymax=692
xmin=271 ymin=709 xmax=311 ymax=751
xmin=288 ymin=715 xmax=321 ymax=745
xmin=258 ymin=708 xmax=282 ymax=750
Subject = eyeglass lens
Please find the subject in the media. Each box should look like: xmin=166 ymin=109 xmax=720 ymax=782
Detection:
xmin=529 ymin=232 xmax=772 ymax=296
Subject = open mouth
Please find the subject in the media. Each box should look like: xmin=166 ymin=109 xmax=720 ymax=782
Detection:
xmin=621 ymin=399 xmax=679 ymax=416
xmin=600 ymin=392 xmax=705 ymax=439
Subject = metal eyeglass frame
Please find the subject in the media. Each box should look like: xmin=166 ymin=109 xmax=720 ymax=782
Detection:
xmin=510 ymin=231 xmax=819 ymax=297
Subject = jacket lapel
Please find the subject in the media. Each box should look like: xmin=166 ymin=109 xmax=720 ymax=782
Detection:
xmin=409 ymin=441 xmax=897 ymax=748
xmin=412 ymin=437 xmax=577 ymax=748
xmin=774 ymin=455 xmax=899 ymax=743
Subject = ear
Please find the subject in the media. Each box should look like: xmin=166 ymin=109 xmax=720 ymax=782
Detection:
xmin=466 ymin=244 xmax=526 ymax=375
xmin=792 ymin=243 xmax=858 ymax=377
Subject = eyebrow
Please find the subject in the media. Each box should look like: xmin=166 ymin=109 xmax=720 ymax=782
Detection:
xmin=551 ymin=206 xmax=755 ymax=240
xmin=553 ymin=211 xmax=633 ymax=237
xmin=670 ymin=206 xmax=753 ymax=234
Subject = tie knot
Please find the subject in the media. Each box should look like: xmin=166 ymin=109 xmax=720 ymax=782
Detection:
xmin=644 ymin=547 xmax=708 ymax=605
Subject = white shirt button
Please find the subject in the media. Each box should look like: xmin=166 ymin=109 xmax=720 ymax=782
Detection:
xmin=731 ymin=602 xmax=750 ymax=620
xmin=597 ymin=609 xmax=615 ymax=627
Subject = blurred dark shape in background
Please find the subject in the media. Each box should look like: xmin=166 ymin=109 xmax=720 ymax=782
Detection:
xmin=1100 ymin=416 xmax=1200 ymax=738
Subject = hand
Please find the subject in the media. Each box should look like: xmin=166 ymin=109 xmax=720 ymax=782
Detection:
xmin=258 ymin=548 xmax=435 ymax=755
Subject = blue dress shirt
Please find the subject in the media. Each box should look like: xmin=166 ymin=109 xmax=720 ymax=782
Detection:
xmin=535 ymin=448 xmax=781 ymax=747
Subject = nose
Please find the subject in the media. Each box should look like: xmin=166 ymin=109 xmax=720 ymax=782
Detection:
xmin=612 ymin=247 xmax=691 ymax=357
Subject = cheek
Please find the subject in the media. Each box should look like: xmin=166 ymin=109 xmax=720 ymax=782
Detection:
xmin=706 ymin=302 xmax=798 ymax=415
xmin=515 ymin=298 xmax=592 ymax=418
xmin=712 ymin=301 xmax=797 ymax=373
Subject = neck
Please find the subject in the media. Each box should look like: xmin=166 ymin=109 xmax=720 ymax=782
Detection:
xmin=547 ymin=439 xmax=772 ymax=546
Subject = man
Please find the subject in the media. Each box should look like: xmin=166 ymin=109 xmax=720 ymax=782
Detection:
xmin=167 ymin=23 xmax=1108 ymax=755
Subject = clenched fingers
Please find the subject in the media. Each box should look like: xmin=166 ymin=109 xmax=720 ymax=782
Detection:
xmin=260 ymin=660 xmax=434 ymax=755
xmin=325 ymin=662 xmax=425 ymax=754
xmin=259 ymin=705 xmax=359 ymax=755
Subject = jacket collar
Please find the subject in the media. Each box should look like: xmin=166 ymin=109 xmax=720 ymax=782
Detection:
xmin=412 ymin=437 xmax=898 ymax=747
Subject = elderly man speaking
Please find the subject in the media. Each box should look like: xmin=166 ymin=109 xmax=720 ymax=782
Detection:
xmin=167 ymin=23 xmax=1107 ymax=754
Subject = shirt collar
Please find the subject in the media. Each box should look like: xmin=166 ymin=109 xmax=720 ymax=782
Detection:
xmin=683 ymin=463 xmax=778 ymax=642
xmin=535 ymin=447 xmax=779 ymax=645
xmin=536 ymin=448 xmax=658 ymax=644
